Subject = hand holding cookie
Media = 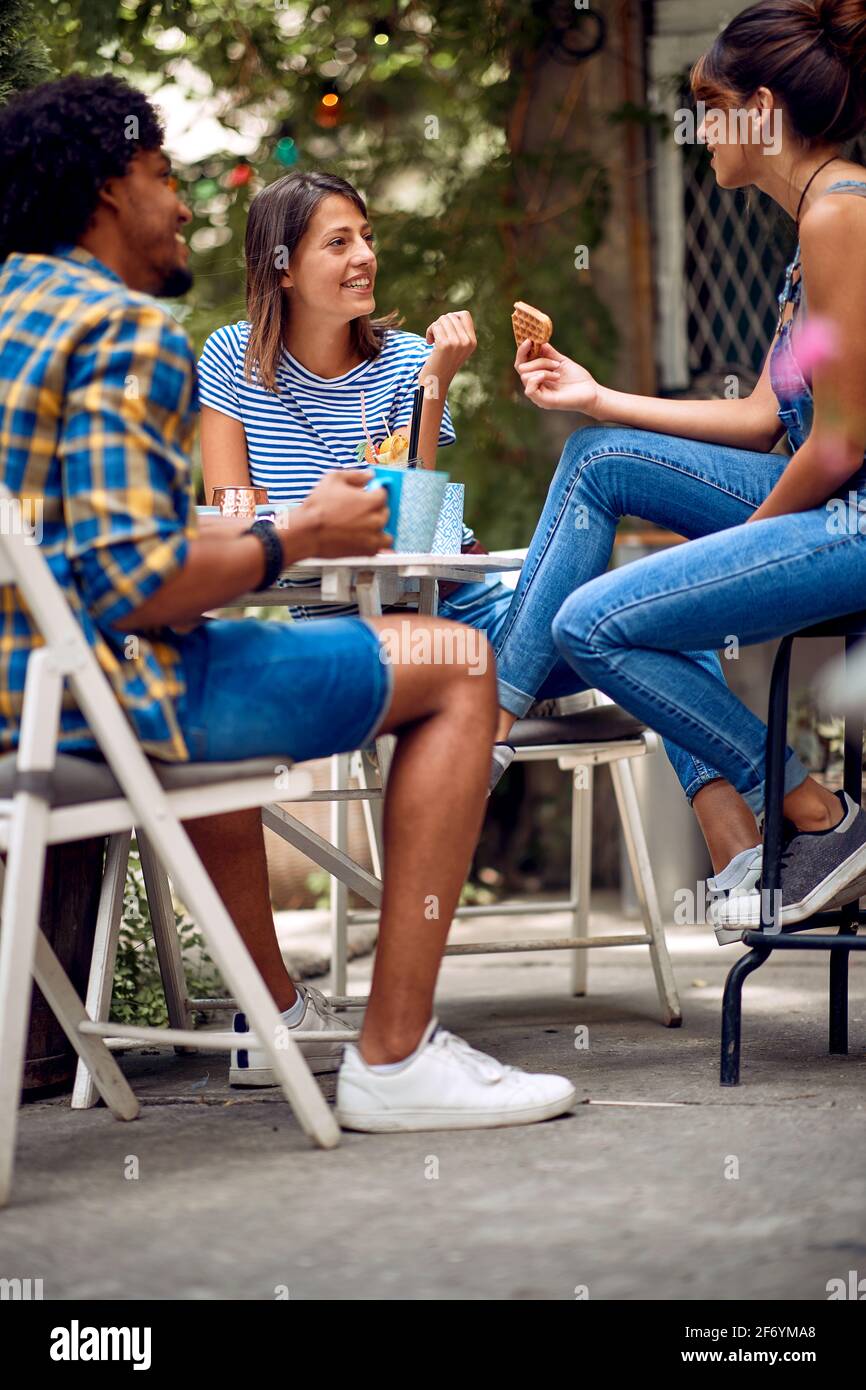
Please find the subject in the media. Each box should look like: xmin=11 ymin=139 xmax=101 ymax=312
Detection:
xmin=514 ymin=339 xmax=601 ymax=415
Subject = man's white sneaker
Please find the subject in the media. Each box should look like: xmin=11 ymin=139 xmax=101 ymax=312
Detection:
xmin=230 ymin=984 xmax=359 ymax=1086
xmin=336 ymin=1018 xmax=576 ymax=1132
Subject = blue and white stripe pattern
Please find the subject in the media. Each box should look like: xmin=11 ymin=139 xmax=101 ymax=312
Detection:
xmin=198 ymin=321 xmax=473 ymax=618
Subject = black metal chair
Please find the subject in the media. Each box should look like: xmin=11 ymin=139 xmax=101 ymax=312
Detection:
xmin=721 ymin=612 xmax=866 ymax=1085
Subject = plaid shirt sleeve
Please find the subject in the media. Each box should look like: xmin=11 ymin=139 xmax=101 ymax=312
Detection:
xmin=60 ymin=300 xmax=197 ymax=628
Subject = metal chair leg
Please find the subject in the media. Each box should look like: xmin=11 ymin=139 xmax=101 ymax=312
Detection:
xmin=569 ymin=764 xmax=592 ymax=998
xmin=354 ymin=748 xmax=384 ymax=880
xmin=611 ymin=758 xmax=682 ymax=1026
xmin=719 ymin=636 xmax=793 ymax=1086
xmin=829 ymin=925 xmax=852 ymax=1055
xmin=720 ymin=945 xmax=772 ymax=1086
xmin=138 ymin=831 xmax=195 ymax=1043
xmin=830 ymin=660 xmax=863 ymax=1053
xmin=72 ymin=829 xmax=133 ymax=1109
xmin=329 ymin=753 xmax=350 ymax=997
xmin=761 ymin=635 xmax=795 ymax=917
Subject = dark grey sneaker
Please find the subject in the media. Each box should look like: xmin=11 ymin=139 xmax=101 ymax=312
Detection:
xmin=711 ymin=791 xmax=866 ymax=938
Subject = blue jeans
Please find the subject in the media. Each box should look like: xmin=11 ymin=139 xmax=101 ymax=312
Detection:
xmin=438 ymin=576 xmax=588 ymax=703
xmin=494 ymin=425 xmax=866 ymax=814
xmin=172 ymin=617 xmax=393 ymax=763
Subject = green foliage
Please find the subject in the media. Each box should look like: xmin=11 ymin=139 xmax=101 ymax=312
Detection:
xmin=0 ymin=0 xmax=54 ymax=103
xmin=304 ymin=869 xmax=332 ymax=911
xmin=112 ymin=844 xmax=227 ymax=1028
xmin=35 ymin=0 xmax=619 ymax=546
xmin=458 ymin=878 xmax=496 ymax=907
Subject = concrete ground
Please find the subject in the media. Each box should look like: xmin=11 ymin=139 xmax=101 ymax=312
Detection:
xmin=4 ymin=894 xmax=866 ymax=1301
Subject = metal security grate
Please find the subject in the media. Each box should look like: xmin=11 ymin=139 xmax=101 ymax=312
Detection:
xmin=680 ymin=135 xmax=866 ymax=390
xmin=682 ymin=146 xmax=790 ymax=388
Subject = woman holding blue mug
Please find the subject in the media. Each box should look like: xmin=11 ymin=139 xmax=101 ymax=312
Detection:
xmin=493 ymin=0 xmax=866 ymax=936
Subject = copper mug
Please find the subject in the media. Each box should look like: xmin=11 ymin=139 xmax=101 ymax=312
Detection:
xmin=211 ymin=485 xmax=269 ymax=519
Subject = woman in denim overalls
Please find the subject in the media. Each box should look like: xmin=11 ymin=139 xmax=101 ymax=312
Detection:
xmin=493 ymin=0 xmax=866 ymax=932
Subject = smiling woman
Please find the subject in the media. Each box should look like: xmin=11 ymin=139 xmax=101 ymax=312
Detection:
xmin=197 ymin=170 xmax=488 ymax=616
xmin=241 ymin=172 xmax=398 ymax=392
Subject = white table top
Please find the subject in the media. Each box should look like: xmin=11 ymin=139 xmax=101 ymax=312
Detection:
xmin=281 ymin=551 xmax=524 ymax=577
xmin=227 ymin=551 xmax=524 ymax=609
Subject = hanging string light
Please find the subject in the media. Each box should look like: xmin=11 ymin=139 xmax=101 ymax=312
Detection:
xmin=273 ymin=119 xmax=299 ymax=167
xmin=314 ymin=84 xmax=342 ymax=128
xmin=225 ymin=160 xmax=252 ymax=188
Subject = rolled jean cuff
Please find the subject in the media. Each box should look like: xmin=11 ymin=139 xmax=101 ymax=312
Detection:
xmin=497 ymin=675 xmax=535 ymax=720
xmin=741 ymin=748 xmax=811 ymax=816
xmin=682 ymin=761 xmax=724 ymax=805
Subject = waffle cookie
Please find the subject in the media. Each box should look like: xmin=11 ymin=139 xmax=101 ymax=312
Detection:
xmin=512 ymin=301 xmax=553 ymax=357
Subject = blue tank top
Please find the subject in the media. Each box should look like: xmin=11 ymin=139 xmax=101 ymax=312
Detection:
xmin=769 ymin=178 xmax=866 ymax=454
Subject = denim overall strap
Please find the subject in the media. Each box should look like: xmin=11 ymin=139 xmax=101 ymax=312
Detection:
xmin=777 ymin=179 xmax=866 ymax=327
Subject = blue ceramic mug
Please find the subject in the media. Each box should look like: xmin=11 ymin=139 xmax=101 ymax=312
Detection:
xmin=368 ymin=466 xmax=449 ymax=552
xmin=365 ymin=466 xmax=405 ymax=546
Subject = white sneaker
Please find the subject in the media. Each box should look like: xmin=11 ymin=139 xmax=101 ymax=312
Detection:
xmin=230 ymin=984 xmax=360 ymax=1086
xmin=706 ymin=845 xmax=763 ymax=945
xmin=336 ymin=1019 xmax=577 ymax=1132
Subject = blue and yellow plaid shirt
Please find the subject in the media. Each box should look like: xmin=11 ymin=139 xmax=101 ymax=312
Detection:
xmin=0 ymin=247 xmax=199 ymax=760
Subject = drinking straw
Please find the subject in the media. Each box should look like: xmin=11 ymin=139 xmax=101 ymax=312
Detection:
xmin=407 ymin=383 xmax=424 ymax=466
xmin=360 ymin=390 xmax=376 ymax=458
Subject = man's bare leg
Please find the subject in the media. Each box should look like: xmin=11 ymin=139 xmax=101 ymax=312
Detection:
xmin=357 ymin=616 xmax=497 ymax=1064
xmin=184 ymin=809 xmax=297 ymax=1013
xmin=183 ymin=616 xmax=496 ymax=1054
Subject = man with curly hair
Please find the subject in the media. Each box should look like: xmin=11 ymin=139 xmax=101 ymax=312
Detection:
xmin=0 ymin=75 xmax=575 ymax=1132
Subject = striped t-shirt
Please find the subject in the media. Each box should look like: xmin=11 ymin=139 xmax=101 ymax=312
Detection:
xmin=197 ymin=321 xmax=472 ymax=618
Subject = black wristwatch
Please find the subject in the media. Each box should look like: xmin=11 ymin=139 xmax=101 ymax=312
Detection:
xmin=243 ymin=519 xmax=284 ymax=591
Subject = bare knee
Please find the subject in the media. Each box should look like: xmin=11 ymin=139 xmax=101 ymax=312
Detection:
xmin=372 ymin=616 xmax=497 ymax=732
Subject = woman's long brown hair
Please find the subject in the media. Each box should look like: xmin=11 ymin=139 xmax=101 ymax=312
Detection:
xmin=243 ymin=171 xmax=399 ymax=393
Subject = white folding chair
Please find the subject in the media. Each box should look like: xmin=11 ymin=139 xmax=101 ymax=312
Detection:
xmin=0 ymin=487 xmax=346 ymax=1207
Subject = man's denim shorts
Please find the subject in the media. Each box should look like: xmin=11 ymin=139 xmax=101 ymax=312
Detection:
xmin=173 ymin=617 xmax=393 ymax=764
